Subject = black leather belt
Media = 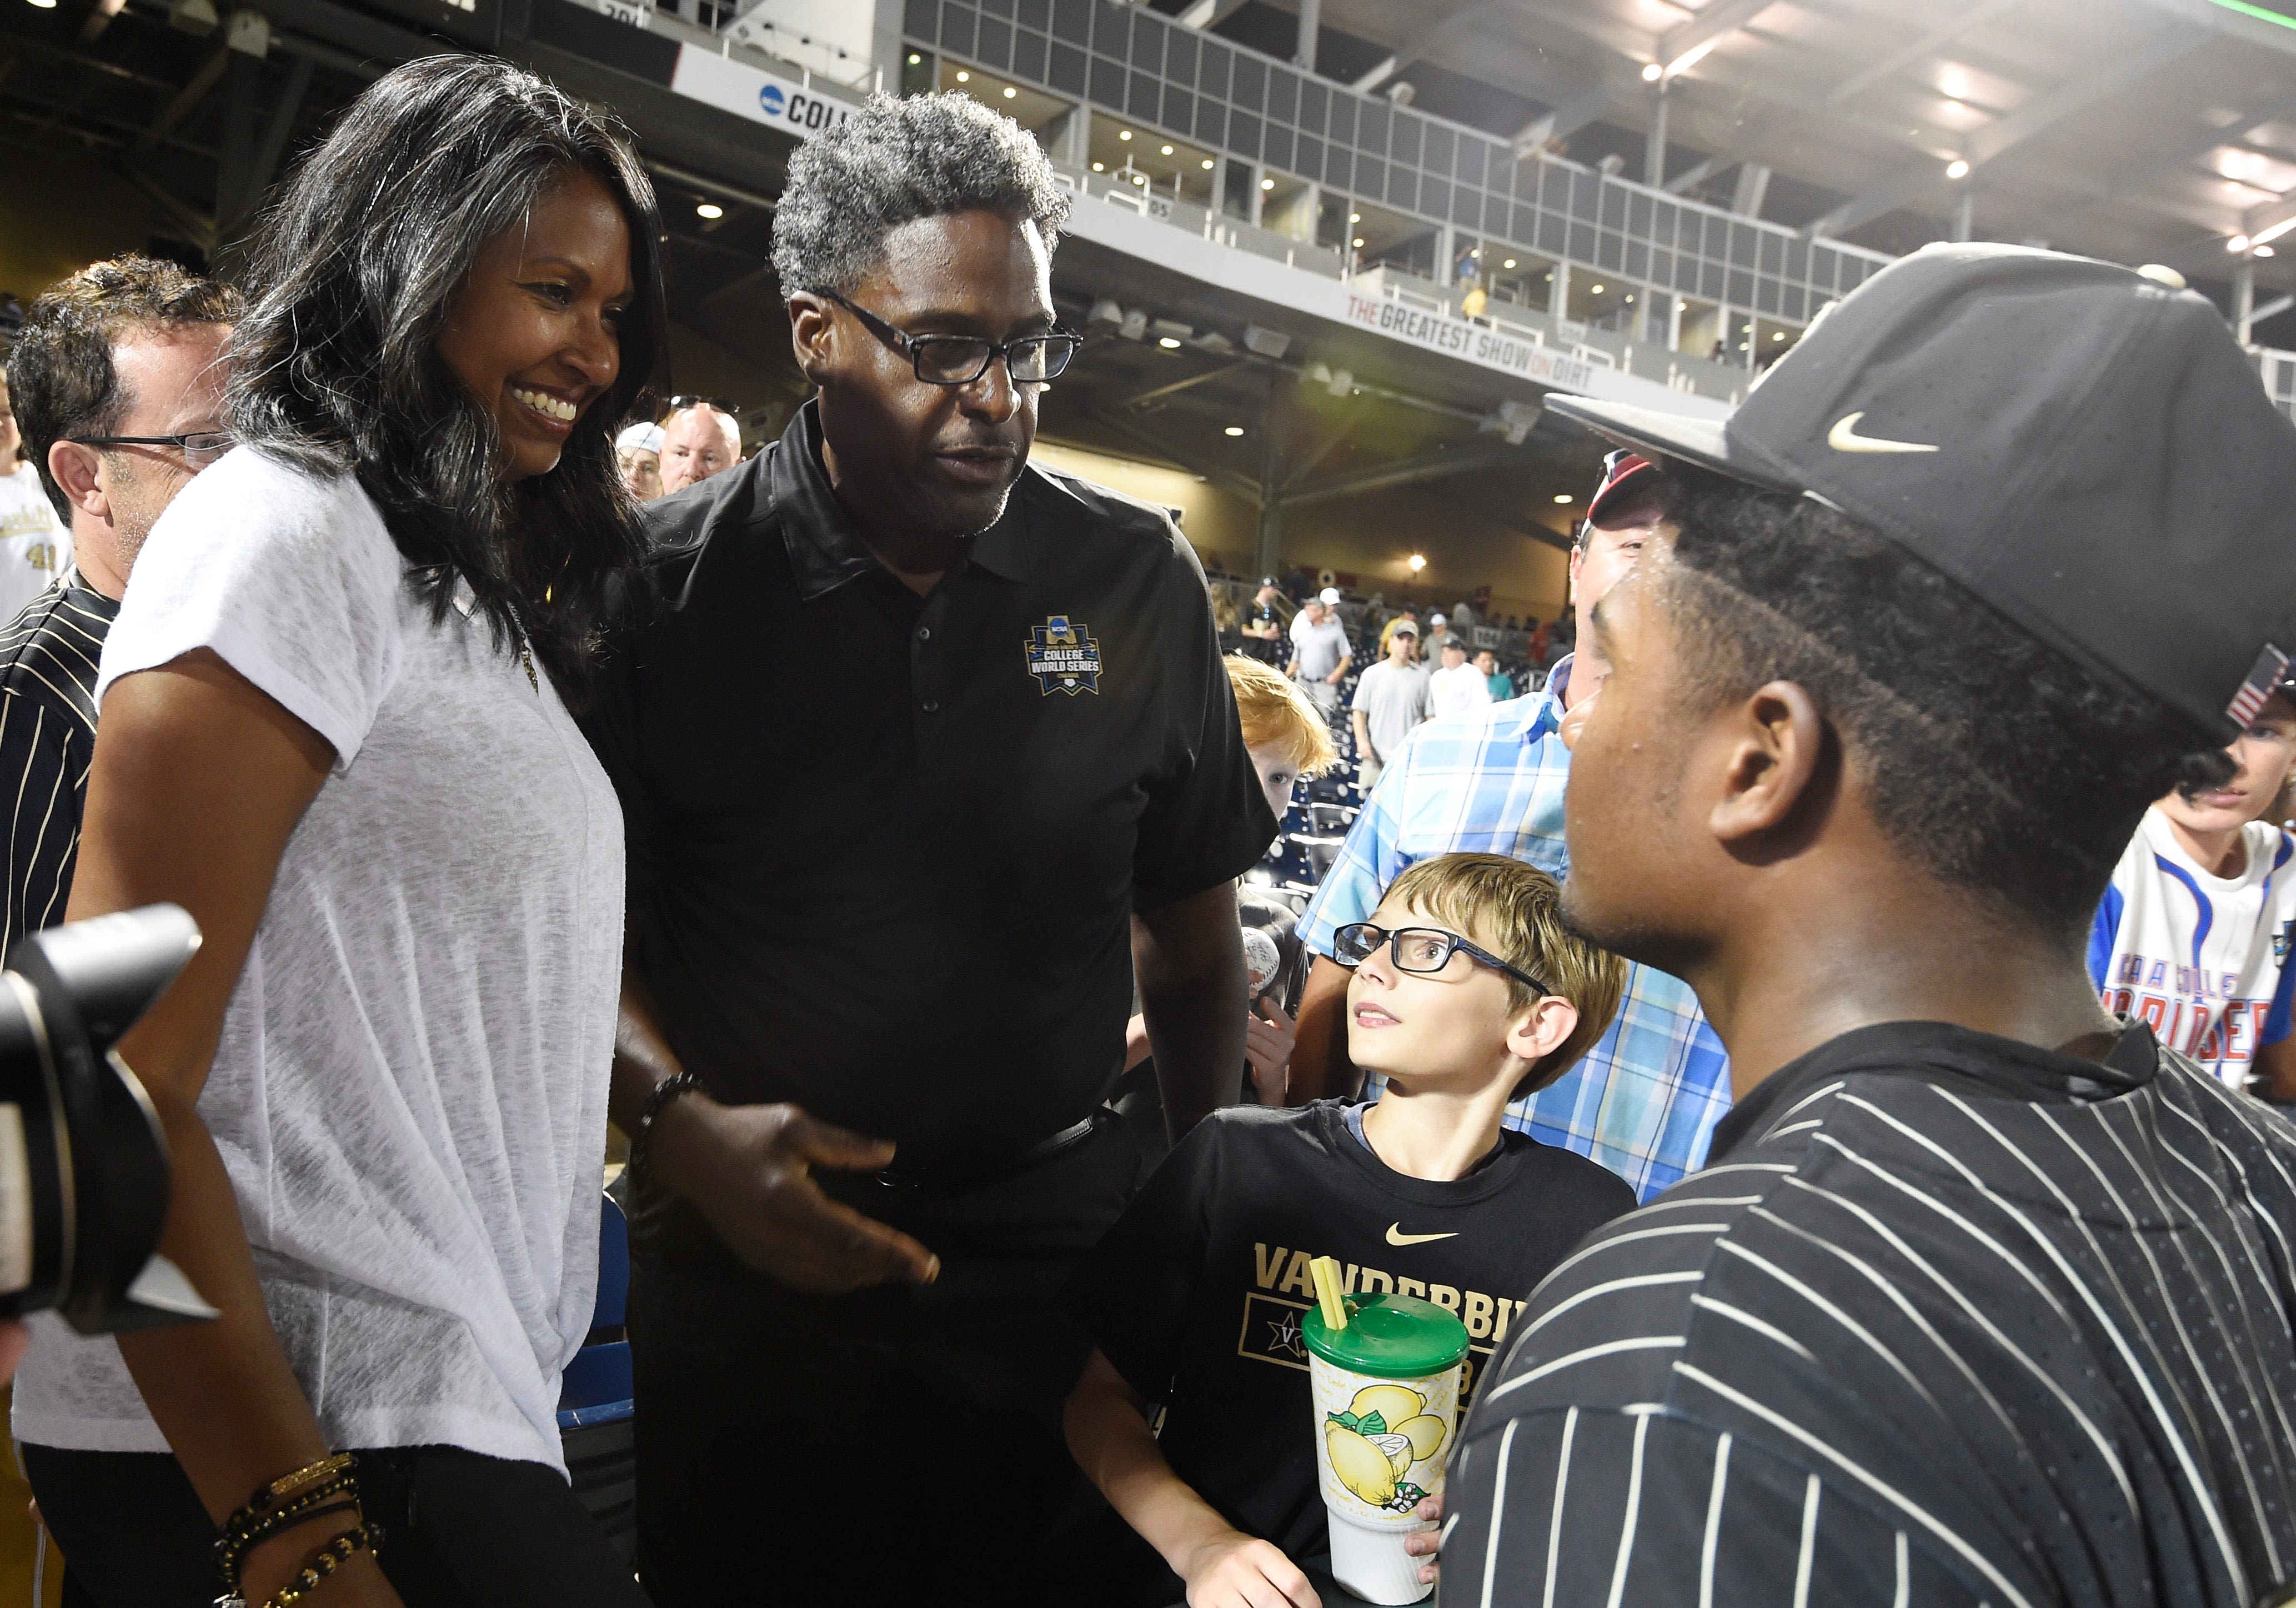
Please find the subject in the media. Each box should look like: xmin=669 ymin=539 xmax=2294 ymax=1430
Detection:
xmin=873 ymin=1108 xmax=1106 ymax=1194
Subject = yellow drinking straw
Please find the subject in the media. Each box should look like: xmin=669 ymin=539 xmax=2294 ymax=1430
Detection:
xmin=1309 ymin=1255 xmax=1348 ymax=1331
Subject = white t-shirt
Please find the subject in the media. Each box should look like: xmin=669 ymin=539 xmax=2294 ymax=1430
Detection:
xmin=1290 ymin=614 xmax=1352 ymax=682
xmin=2088 ymin=805 xmax=2296 ymax=1085
xmin=0 ymin=463 xmax=69 ymax=623
xmin=1428 ymin=660 xmax=1495 ymax=718
xmin=12 ymin=448 xmax=625 ymax=1470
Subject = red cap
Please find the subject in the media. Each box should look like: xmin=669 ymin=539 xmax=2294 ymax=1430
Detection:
xmin=1584 ymin=448 xmax=1662 ymax=528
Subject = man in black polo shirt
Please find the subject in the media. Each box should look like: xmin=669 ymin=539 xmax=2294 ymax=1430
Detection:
xmin=1440 ymin=248 xmax=2296 ymax=1606
xmin=585 ymin=94 xmax=1271 ymax=1605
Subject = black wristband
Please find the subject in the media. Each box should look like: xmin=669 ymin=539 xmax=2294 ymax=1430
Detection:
xmin=630 ymin=1070 xmax=704 ymax=1182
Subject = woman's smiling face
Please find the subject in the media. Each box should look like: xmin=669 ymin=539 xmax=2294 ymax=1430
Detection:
xmin=436 ymin=166 xmax=634 ymax=483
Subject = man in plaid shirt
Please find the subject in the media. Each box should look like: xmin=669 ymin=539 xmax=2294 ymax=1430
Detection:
xmin=1289 ymin=453 xmax=1730 ymax=1200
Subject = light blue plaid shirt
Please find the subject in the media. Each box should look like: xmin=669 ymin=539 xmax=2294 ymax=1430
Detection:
xmin=1296 ymin=658 xmax=1732 ymax=1201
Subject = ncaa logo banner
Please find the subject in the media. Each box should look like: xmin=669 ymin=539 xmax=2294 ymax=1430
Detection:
xmin=669 ymin=47 xmax=856 ymax=141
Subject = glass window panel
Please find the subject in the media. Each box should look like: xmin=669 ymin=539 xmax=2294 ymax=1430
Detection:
xmin=1625 ymin=238 xmax=1648 ymax=280
xmin=1128 ymin=10 xmax=1162 ymax=72
xmin=1597 ymin=229 xmax=1623 ymax=273
xmin=1387 ymin=167 xmax=1416 ymax=209
xmin=1165 ymin=88 xmax=1195 ymax=132
xmin=1627 ymin=192 xmax=1651 ymax=236
xmin=941 ymin=2 xmax=974 ymax=58
xmin=1457 ymin=137 xmax=1487 ymax=187
xmin=1019 ymin=0 xmax=1047 ymax=26
xmin=977 ymin=16 xmax=1010 ymax=67
xmin=1756 ymin=278 xmax=1781 ymax=316
xmin=1167 ymin=30 xmax=1197 ymax=86
xmin=1728 ymin=223 xmax=1757 ymax=268
xmin=1357 ymin=154 xmax=1385 ymax=194
xmin=1758 ymin=232 xmax=1782 ymax=275
xmin=1450 ymin=183 xmax=1477 ymax=228
xmin=1195 ymin=99 xmax=1226 ymax=146
xmin=1269 ymin=67 xmax=1297 ymax=124
xmin=1566 ymin=219 xmax=1594 ymax=262
xmin=1301 ymin=79 xmax=1328 ymax=133
xmin=1727 ymin=267 xmax=1754 ymax=305
xmin=1325 ymin=148 xmax=1352 ymax=191
xmin=1422 ymin=174 xmax=1449 ymax=216
xmin=1360 ymin=100 xmax=1389 ymax=151
xmin=1051 ymin=0 xmax=1088 ymax=43
xmin=1233 ymin=53 xmax=1266 ymax=110
xmin=1090 ymin=55 xmax=1122 ymax=108
xmin=1783 ymin=238 xmax=1808 ymax=283
xmin=905 ymin=0 xmax=935 ymax=41
xmin=1327 ymin=92 xmax=1355 ymax=147
xmin=1049 ymin=39 xmax=1085 ymax=92
xmin=1127 ymin=69 xmax=1157 ymax=118
xmin=981 ymin=0 xmax=1011 ymax=16
xmin=1535 ymin=210 xmax=1565 ymax=254
xmin=1425 ymin=124 xmax=1453 ymax=174
xmin=1200 ymin=40 xmax=1230 ymax=100
xmin=1297 ymin=132 xmax=1324 ymax=180
xmin=1231 ymin=110 xmax=1262 ymax=158
xmin=1012 ymin=28 xmax=1044 ymax=81
xmin=1265 ymin=125 xmax=1294 ymax=173
xmin=1599 ymin=183 xmax=1625 ymax=230
xmin=1391 ymin=112 xmax=1422 ymax=168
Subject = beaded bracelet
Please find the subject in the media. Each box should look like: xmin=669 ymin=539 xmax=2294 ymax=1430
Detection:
xmin=630 ymin=1069 xmax=703 ymax=1181
xmin=260 ymin=1524 xmax=374 ymax=1608
xmin=215 ymin=1492 xmax=360 ymax=1590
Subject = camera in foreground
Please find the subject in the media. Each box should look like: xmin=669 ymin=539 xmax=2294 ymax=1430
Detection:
xmin=0 ymin=904 xmax=212 ymax=1335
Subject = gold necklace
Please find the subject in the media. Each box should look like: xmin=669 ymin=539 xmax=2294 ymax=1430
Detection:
xmin=504 ymin=601 xmax=538 ymax=693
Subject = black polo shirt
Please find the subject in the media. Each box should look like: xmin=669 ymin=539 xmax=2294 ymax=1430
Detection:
xmin=1440 ymin=1019 xmax=2296 ymax=1608
xmin=586 ymin=404 xmax=1274 ymax=1245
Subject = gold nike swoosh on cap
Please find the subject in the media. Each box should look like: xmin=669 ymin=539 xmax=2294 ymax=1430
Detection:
xmin=1386 ymin=1223 xmax=1460 ymax=1246
xmin=1826 ymin=411 xmax=1940 ymax=454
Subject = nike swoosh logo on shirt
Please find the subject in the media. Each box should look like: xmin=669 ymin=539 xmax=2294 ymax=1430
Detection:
xmin=1386 ymin=1224 xmax=1460 ymax=1246
xmin=1826 ymin=412 xmax=1939 ymax=454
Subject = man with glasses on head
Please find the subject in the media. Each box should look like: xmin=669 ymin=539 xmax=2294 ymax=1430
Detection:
xmin=1287 ymin=448 xmax=1733 ymax=1204
xmin=0 ymin=255 xmax=234 ymax=951
xmin=585 ymin=94 xmax=1271 ymax=1606
xmin=656 ymin=393 xmax=743 ymax=494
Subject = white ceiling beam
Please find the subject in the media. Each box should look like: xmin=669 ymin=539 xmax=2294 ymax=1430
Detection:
xmin=1811 ymin=27 xmax=2202 ymax=237
xmin=1657 ymin=0 xmax=1778 ymax=74
xmin=1662 ymin=154 xmax=1732 ymax=194
xmin=1511 ymin=82 xmax=1625 ymax=153
xmin=1819 ymin=0 xmax=2018 ymax=109
xmin=1175 ymin=0 xmax=1250 ymax=29
xmin=1352 ymin=0 xmax=1506 ymax=93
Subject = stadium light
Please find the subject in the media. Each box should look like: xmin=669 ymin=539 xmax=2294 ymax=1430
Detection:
xmin=1946 ymin=159 xmax=1971 ymax=180
xmin=1641 ymin=62 xmax=1662 ymax=82
xmin=2232 ymin=236 xmax=2254 ymax=253
xmin=695 ymin=202 xmax=724 ymax=220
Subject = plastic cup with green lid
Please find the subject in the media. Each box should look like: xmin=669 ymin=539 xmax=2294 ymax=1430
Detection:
xmin=1304 ymin=1290 xmax=1471 ymax=1605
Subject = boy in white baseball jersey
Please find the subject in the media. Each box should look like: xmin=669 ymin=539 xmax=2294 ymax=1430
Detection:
xmin=2089 ymin=681 xmax=2296 ymax=1095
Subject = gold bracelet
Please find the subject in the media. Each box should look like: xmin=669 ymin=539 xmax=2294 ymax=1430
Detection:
xmin=254 ymin=1453 xmax=356 ymax=1511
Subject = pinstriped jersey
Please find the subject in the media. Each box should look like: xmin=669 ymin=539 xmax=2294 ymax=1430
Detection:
xmin=0 ymin=574 xmax=117 ymax=952
xmin=2088 ymin=808 xmax=2296 ymax=1086
xmin=1441 ymin=1020 xmax=2296 ymax=1608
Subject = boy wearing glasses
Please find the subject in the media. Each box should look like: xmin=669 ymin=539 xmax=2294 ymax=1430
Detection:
xmin=1061 ymin=852 xmax=1635 ymax=1608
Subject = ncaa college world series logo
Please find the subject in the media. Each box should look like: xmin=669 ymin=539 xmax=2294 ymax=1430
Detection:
xmin=1026 ymin=617 xmax=1102 ymax=695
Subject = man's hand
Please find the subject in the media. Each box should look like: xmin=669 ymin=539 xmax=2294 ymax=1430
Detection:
xmin=1403 ymin=1491 xmax=1442 ymax=1587
xmin=650 ymin=1096 xmax=939 ymax=1293
xmin=1244 ymin=997 xmax=1296 ymax=1103
xmin=1181 ymin=1529 xmax=1320 ymax=1608
xmin=1325 ymin=664 xmax=1348 ymax=685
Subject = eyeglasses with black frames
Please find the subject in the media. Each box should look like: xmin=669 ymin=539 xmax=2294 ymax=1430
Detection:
xmin=814 ymin=289 xmax=1082 ymax=387
xmin=1331 ymin=921 xmax=1551 ymax=995
xmin=66 ymin=431 xmax=233 ymax=469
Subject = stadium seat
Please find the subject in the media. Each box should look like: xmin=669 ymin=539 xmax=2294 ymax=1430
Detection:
xmin=559 ymin=1190 xmax=636 ymax=1561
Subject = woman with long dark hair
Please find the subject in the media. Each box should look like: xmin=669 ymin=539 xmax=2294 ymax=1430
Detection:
xmin=12 ymin=58 xmax=664 ymax=1607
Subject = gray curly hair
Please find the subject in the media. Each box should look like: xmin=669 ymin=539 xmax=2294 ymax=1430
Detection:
xmin=770 ymin=92 xmax=1070 ymax=296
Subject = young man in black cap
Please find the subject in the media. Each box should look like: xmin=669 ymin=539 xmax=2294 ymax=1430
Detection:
xmin=1438 ymin=244 xmax=2296 ymax=1606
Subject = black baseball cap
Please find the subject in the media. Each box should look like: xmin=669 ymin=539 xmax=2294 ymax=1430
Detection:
xmin=1546 ymin=243 xmax=2296 ymax=738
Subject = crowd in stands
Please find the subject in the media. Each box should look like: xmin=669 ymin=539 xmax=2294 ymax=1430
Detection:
xmin=3 ymin=54 xmax=2296 ymax=1608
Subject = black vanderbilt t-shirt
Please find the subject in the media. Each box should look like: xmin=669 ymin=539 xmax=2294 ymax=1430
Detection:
xmin=1062 ymin=1100 xmax=1635 ymax=1581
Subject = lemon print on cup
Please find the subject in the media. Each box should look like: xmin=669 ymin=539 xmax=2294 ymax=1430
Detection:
xmin=1323 ymin=1384 xmax=1450 ymax=1511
